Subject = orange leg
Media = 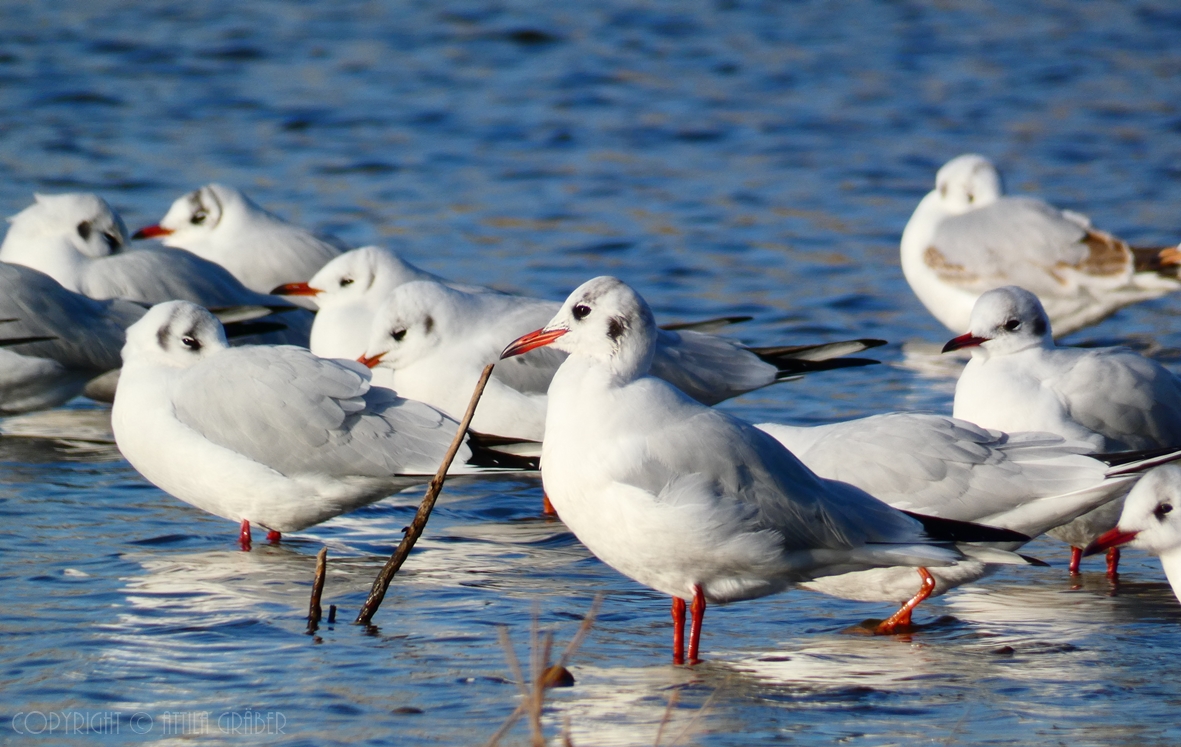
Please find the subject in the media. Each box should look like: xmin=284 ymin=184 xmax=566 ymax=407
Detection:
xmin=688 ymin=585 xmax=706 ymax=665
xmin=1106 ymin=547 xmax=1121 ymax=580
xmin=876 ymin=568 xmax=936 ymax=634
xmin=671 ymin=597 xmax=686 ymax=665
xmin=1069 ymin=546 xmax=1082 ymax=575
xmin=542 ymin=493 xmax=557 ymax=516
xmin=266 ymin=530 xmax=282 ymax=543
xmin=239 ymin=519 xmax=252 ymax=551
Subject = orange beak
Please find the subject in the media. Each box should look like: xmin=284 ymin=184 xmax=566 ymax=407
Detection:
xmin=1082 ymin=526 xmax=1139 ymax=557
xmin=942 ymin=332 xmax=988 ymax=353
xmin=271 ymin=282 xmax=323 ymax=297
xmin=357 ymin=352 xmax=384 ymax=369
xmin=501 ymin=328 xmax=567 ymax=359
xmin=131 ymin=224 xmax=173 ymax=240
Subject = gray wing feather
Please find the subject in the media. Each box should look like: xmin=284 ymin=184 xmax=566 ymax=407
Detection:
xmin=173 ymin=346 xmax=467 ymax=477
xmin=616 ymin=384 xmax=929 ymax=552
xmin=759 ymin=413 xmax=1108 ymax=521
xmin=79 ymin=247 xmax=285 ymax=307
xmin=1052 ymin=348 xmax=1181 ymax=451
xmin=0 ymin=262 xmax=142 ymax=371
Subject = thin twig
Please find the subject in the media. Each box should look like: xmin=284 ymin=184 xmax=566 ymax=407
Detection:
xmin=667 ymin=687 xmax=721 ymax=747
xmin=306 ymin=547 xmax=328 ymax=633
xmin=354 ymin=364 xmax=495 ymax=625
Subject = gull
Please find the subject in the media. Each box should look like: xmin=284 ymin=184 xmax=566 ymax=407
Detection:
xmin=758 ymin=413 xmax=1177 ymax=629
xmin=0 ymin=262 xmax=143 ymax=413
xmin=0 ymin=193 xmax=311 ymax=345
xmin=902 ymin=154 xmax=1181 ymax=337
xmin=945 ymin=285 xmax=1181 ymax=574
xmin=132 ymin=183 xmax=346 ymax=295
xmin=1085 ymin=464 xmax=1181 ymax=603
xmin=500 ymin=276 xmax=1030 ymax=664
xmin=271 ymin=245 xmax=477 ymax=361
xmin=359 ymin=279 xmax=885 ymax=441
xmin=111 ymin=301 xmax=535 ymax=548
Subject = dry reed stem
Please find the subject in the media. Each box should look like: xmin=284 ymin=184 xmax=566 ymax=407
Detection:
xmin=484 ymin=595 xmax=603 ymax=747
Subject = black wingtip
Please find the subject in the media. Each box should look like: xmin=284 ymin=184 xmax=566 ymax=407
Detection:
xmin=1094 ymin=445 xmax=1181 ymax=468
xmin=222 ymin=320 xmax=289 ymax=339
xmin=901 ymin=510 xmax=1031 ymax=544
xmin=1020 ymin=553 xmax=1051 ymax=568
xmin=0 ymin=335 xmax=57 ymax=348
xmin=770 ymin=357 xmax=881 ymax=379
xmin=465 ymin=431 xmax=541 ymax=471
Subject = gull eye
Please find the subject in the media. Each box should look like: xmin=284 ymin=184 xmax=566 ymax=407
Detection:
xmin=967 ymin=192 xmax=975 ymax=204
xmin=181 ymin=336 xmax=202 ymax=351
xmin=77 ymin=220 xmax=92 ymax=240
xmin=1003 ymin=319 xmax=1021 ymax=332
xmin=391 ymin=328 xmax=406 ymax=342
xmin=340 ymin=277 xmax=354 ymax=287
xmin=102 ymin=232 xmax=120 ymax=251
xmin=572 ymin=304 xmax=591 ymax=321
xmin=1156 ymin=503 xmax=1174 ymax=519
xmin=191 ymin=209 xmax=207 ymax=225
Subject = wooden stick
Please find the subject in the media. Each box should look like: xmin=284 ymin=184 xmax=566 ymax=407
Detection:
xmin=306 ymin=547 xmax=327 ymax=633
xmin=354 ymin=363 xmax=496 ymax=625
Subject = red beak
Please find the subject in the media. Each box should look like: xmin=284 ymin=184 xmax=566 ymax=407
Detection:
xmin=942 ymin=332 xmax=988 ymax=353
xmin=1082 ymin=527 xmax=1139 ymax=557
xmin=357 ymin=353 xmax=384 ymax=369
xmin=270 ymin=282 xmax=322 ymax=297
xmin=501 ymin=328 xmax=567 ymax=359
xmin=132 ymin=224 xmax=173 ymax=240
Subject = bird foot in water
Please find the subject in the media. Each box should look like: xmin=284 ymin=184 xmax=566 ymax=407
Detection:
xmin=267 ymin=530 xmax=282 ymax=543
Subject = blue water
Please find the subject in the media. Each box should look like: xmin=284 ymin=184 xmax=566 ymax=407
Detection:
xmin=2 ymin=1 xmax=1181 ymax=744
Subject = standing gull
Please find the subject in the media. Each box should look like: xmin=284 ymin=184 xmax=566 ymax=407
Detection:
xmin=501 ymin=276 xmax=1029 ymax=663
xmin=112 ymin=301 xmax=535 ymax=548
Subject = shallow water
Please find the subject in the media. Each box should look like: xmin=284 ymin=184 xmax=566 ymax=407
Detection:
xmin=3 ymin=1 xmax=1181 ymax=745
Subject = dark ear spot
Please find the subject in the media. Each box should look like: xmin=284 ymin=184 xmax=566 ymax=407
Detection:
xmin=423 ymin=315 xmax=434 ymax=334
xmin=1032 ymin=317 xmax=1047 ymax=336
xmin=606 ymin=316 xmax=626 ymax=342
xmin=157 ymin=322 xmax=171 ymax=349
xmin=77 ymin=221 xmax=92 ymax=240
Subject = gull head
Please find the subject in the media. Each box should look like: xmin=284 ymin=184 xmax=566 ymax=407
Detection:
xmin=501 ymin=276 xmax=656 ymax=381
xmin=933 ymin=154 xmax=1002 ymax=214
xmin=4 ymin=193 xmax=128 ymax=259
xmin=358 ymin=280 xmax=453 ymax=370
xmin=942 ymin=286 xmax=1052 ymax=357
xmin=1085 ymin=464 xmax=1181 ymax=600
xmin=275 ymin=245 xmax=414 ymax=305
xmin=132 ymin=183 xmax=252 ymax=246
xmin=122 ymin=300 xmax=228 ymax=369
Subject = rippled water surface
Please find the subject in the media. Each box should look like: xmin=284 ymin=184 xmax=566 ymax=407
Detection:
xmin=3 ymin=1 xmax=1181 ymax=745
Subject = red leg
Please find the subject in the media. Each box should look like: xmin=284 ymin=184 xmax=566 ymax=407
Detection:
xmin=1106 ymin=547 xmax=1121 ymax=580
xmin=239 ymin=519 xmax=252 ymax=551
xmin=542 ymin=493 xmax=557 ymax=516
xmin=266 ymin=530 xmax=282 ymax=543
xmin=876 ymin=568 xmax=936 ymax=634
xmin=1069 ymin=546 xmax=1082 ymax=575
xmin=688 ymin=585 xmax=706 ymax=665
xmin=671 ymin=597 xmax=686 ymax=665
